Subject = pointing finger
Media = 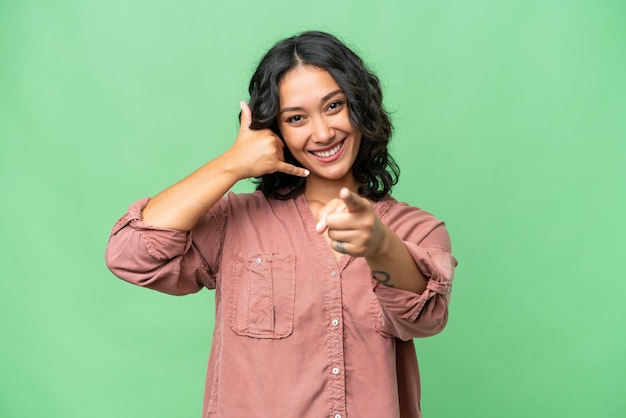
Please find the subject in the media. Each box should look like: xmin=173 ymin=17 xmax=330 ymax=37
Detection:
xmin=340 ymin=188 xmax=367 ymax=213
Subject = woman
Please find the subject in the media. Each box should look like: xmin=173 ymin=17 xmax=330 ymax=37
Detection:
xmin=106 ymin=31 xmax=457 ymax=418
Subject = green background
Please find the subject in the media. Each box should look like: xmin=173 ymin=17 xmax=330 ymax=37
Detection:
xmin=2 ymin=1 xmax=625 ymax=417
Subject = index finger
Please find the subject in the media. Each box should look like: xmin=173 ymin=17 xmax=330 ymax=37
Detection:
xmin=339 ymin=188 xmax=368 ymax=213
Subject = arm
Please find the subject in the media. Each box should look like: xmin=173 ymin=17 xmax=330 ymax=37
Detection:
xmin=105 ymin=102 xmax=308 ymax=293
xmin=142 ymin=101 xmax=308 ymax=231
xmin=105 ymin=198 xmax=212 ymax=295
xmin=372 ymin=224 xmax=456 ymax=339
xmin=365 ymin=222 xmax=427 ymax=294
xmin=316 ymin=188 xmax=457 ymax=339
xmin=315 ymin=188 xmax=426 ymax=293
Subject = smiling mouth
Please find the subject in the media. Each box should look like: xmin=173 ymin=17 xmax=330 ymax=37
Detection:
xmin=310 ymin=140 xmax=344 ymax=158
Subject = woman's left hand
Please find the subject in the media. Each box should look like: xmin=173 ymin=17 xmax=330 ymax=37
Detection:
xmin=315 ymin=188 xmax=389 ymax=257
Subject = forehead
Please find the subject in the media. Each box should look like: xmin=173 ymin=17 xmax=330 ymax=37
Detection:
xmin=279 ymin=65 xmax=341 ymax=105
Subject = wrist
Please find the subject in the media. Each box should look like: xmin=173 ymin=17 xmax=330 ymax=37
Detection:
xmin=218 ymin=150 xmax=249 ymax=182
xmin=375 ymin=222 xmax=394 ymax=257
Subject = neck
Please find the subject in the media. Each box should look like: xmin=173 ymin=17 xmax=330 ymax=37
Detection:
xmin=303 ymin=174 xmax=360 ymax=205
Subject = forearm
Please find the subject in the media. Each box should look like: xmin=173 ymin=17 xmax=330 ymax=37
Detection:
xmin=365 ymin=224 xmax=427 ymax=295
xmin=142 ymin=151 xmax=242 ymax=231
xmin=142 ymin=101 xmax=309 ymax=230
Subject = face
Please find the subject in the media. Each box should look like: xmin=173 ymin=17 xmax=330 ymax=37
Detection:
xmin=277 ymin=65 xmax=362 ymax=187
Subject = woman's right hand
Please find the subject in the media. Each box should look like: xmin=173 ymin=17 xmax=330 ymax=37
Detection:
xmin=224 ymin=101 xmax=309 ymax=180
xmin=142 ymin=101 xmax=307 ymax=230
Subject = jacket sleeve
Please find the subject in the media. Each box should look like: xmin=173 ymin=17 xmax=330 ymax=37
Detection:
xmin=104 ymin=198 xmax=223 ymax=295
xmin=374 ymin=210 xmax=458 ymax=341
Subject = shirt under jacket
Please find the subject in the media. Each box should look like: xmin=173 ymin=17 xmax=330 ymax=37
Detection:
xmin=105 ymin=191 xmax=457 ymax=418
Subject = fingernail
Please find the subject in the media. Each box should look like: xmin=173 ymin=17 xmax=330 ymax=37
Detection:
xmin=304 ymin=169 xmax=310 ymax=176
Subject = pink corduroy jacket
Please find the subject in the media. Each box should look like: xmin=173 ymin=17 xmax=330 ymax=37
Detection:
xmin=105 ymin=191 xmax=457 ymax=418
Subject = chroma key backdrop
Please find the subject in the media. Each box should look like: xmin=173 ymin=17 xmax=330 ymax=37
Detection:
xmin=1 ymin=1 xmax=624 ymax=417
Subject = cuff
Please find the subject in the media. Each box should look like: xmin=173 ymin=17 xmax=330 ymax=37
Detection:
xmin=110 ymin=198 xmax=192 ymax=261
xmin=373 ymin=243 xmax=455 ymax=322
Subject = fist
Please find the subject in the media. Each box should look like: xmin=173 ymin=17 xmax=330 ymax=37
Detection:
xmin=315 ymin=188 xmax=387 ymax=257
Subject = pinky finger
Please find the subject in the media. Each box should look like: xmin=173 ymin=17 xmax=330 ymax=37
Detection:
xmin=277 ymin=162 xmax=310 ymax=178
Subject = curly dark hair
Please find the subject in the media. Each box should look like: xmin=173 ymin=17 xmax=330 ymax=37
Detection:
xmin=247 ymin=31 xmax=399 ymax=201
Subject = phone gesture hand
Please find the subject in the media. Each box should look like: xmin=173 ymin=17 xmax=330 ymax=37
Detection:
xmin=228 ymin=101 xmax=309 ymax=180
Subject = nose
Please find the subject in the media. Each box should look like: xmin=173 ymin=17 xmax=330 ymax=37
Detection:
xmin=311 ymin=116 xmax=334 ymax=143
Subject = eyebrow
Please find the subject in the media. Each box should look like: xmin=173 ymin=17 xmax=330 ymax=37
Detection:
xmin=279 ymin=89 xmax=344 ymax=114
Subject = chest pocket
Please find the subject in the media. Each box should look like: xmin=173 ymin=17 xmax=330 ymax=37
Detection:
xmin=228 ymin=252 xmax=296 ymax=339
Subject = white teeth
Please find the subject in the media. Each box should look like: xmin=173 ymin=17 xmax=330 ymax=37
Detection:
xmin=312 ymin=141 xmax=342 ymax=158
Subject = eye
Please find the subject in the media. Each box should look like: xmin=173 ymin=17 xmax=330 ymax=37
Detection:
xmin=327 ymin=100 xmax=345 ymax=112
xmin=286 ymin=114 xmax=304 ymax=124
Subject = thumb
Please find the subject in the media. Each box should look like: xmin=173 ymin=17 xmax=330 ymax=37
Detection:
xmin=315 ymin=208 xmax=330 ymax=234
xmin=315 ymin=200 xmax=344 ymax=233
xmin=239 ymin=101 xmax=252 ymax=130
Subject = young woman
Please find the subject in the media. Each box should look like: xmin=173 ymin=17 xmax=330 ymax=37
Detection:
xmin=106 ymin=31 xmax=457 ymax=418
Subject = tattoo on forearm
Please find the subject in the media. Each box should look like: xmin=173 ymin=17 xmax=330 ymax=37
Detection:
xmin=373 ymin=270 xmax=394 ymax=287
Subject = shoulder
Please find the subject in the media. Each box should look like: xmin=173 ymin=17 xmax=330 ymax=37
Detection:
xmin=377 ymin=195 xmax=448 ymax=242
xmin=378 ymin=195 xmax=443 ymax=224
